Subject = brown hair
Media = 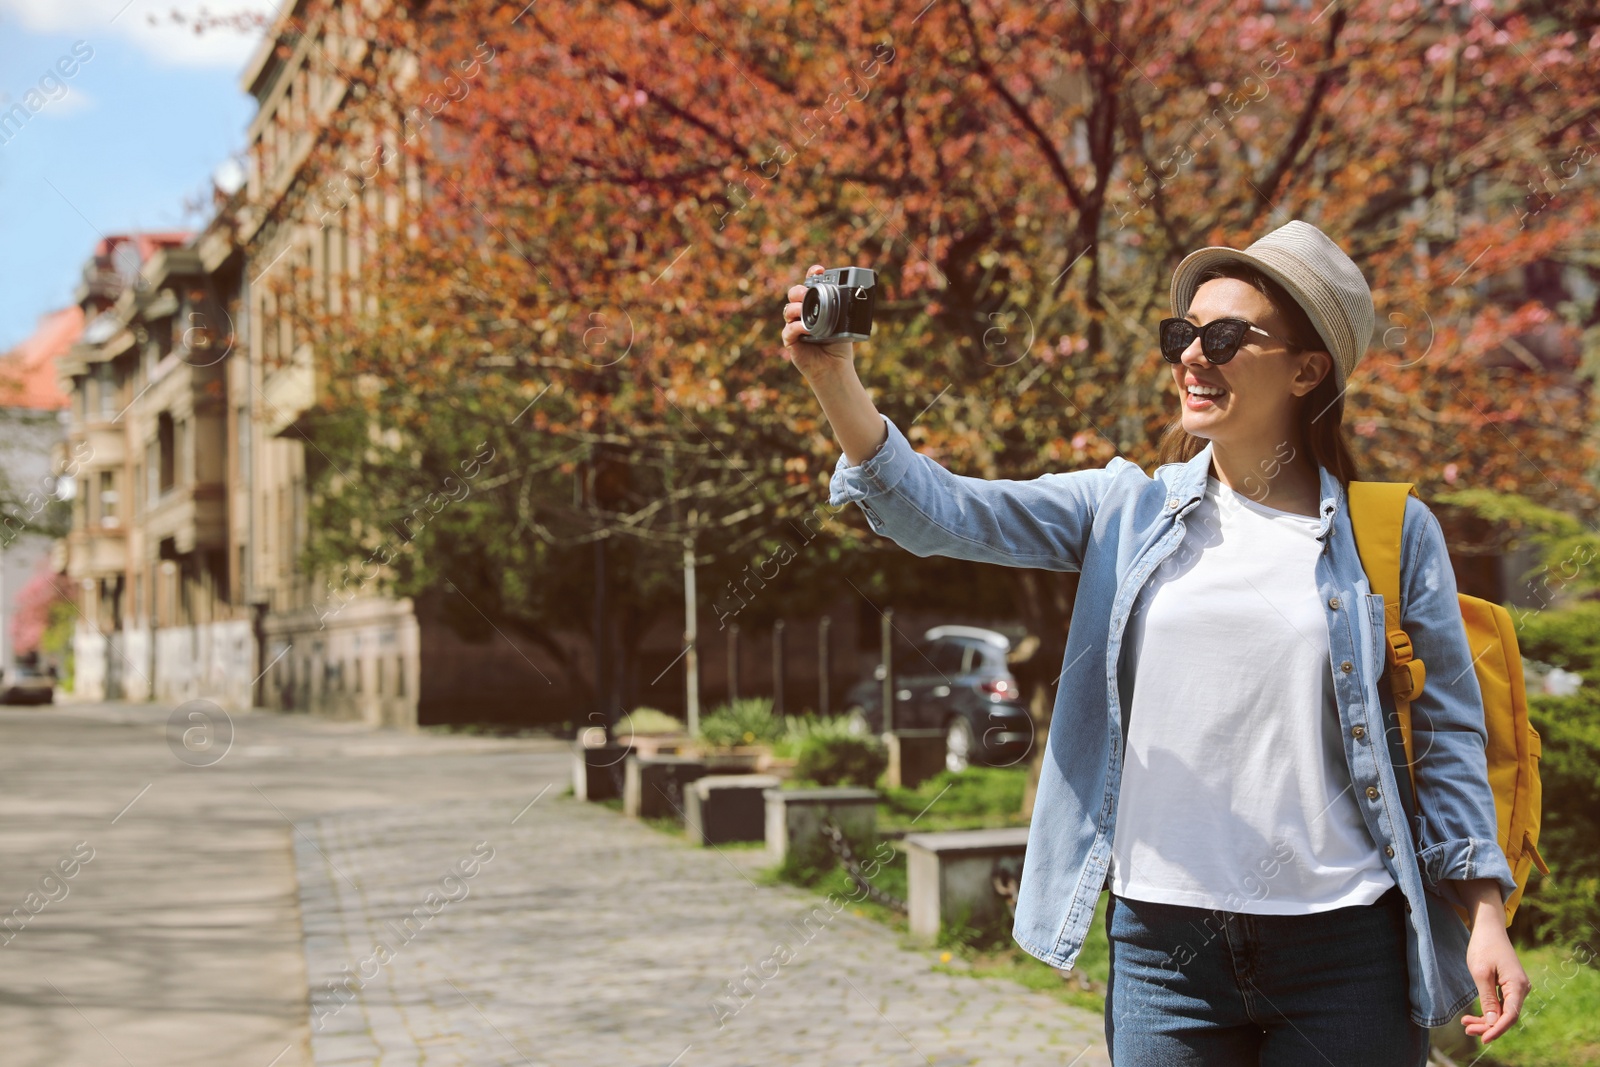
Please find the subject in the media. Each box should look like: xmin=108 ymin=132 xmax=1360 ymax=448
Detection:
xmin=1154 ymin=263 xmax=1361 ymax=485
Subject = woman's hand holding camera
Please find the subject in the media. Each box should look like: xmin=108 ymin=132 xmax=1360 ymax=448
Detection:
xmin=781 ymin=264 xmax=855 ymax=377
xmin=780 ymin=262 xmax=887 ymax=466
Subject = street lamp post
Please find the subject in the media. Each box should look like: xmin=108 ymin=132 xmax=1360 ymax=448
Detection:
xmin=682 ymin=537 xmax=700 ymax=736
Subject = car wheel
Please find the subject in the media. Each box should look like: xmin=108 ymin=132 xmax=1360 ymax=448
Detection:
xmin=945 ymin=716 xmax=975 ymax=774
xmin=845 ymin=706 xmax=871 ymax=736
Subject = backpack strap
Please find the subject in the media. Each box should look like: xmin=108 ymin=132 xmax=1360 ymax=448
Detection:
xmin=1347 ymin=482 xmax=1425 ymax=820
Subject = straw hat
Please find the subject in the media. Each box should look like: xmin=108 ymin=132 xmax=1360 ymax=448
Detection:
xmin=1169 ymin=219 xmax=1374 ymax=391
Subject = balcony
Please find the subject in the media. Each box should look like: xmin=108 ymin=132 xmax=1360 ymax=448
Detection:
xmin=145 ymin=482 xmax=227 ymax=555
xmin=78 ymin=425 xmax=127 ymax=468
xmin=260 ymin=356 xmax=314 ymax=436
xmin=66 ymin=527 xmax=128 ymax=579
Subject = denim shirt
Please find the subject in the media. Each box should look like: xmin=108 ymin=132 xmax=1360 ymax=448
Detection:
xmin=829 ymin=413 xmax=1517 ymax=1027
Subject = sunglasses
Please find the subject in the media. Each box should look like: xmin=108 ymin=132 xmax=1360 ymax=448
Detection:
xmin=1158 ymin=317 xmax=1299 ymax=364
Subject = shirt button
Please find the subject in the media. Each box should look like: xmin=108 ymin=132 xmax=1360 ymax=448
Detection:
xmin=1341 ymin=660 xmax=1354 ymax=672
xmin=1328 ymin=596 xmax=1341 ymax=609
xmin=1366 ymin=786 xmax=1379 ymax=800
xmin=1385 ymin=845 xmax=1395 ymax=858
xmin=1351 ymin=725 xmax=1365 ymax=739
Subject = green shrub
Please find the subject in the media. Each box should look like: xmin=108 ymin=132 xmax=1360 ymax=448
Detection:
xmin=1510 ymin=602 xmax=1600 ymax=946
xmin=616 ymin=707 xmax=683 ymax=735
xmin=794 ymin=734 xmax=887 ymax=788
xmin=770 ymin=713 xmax=857 ymax=759
xmin=1518 ymin=690 xmax=1600 ymax=946
xmin=697 ymin=697 xmax=783 ymax=749
xmin=1516 ymin=601 xmax=1600 ymax=673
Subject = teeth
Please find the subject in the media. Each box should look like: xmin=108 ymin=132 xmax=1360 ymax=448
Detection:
xmin=1188 ymin=385 xmax=1226 ymax=397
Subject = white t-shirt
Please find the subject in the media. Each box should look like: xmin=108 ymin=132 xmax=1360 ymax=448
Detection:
xmin=1107 ymin=474 xmax=1395 ymax=914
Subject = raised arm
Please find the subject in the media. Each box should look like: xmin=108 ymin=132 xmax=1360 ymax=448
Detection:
xmin=781 ymin=263 xmax=1132 ymax=571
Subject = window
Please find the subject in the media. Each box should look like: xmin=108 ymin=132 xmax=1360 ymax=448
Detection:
xmin=93 ymin=362 xmax=116 ymax=420
xmin=928 ymin=641 xmax=967 ymax=676
xmin=98 ymin=471 xmax=118 ymax=528
xmin=156 ymin=414 xmax=176 ymax=494
xmin=149 ymin=316 xmax=172 ymax=360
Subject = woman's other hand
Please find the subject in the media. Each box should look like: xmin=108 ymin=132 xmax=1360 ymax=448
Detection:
xmin=1458 ymin=882 xmax=1532 ymax=1044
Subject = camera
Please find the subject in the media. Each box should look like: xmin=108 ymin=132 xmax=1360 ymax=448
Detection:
xmin=800 ymin=266 xmax=877 ymax=344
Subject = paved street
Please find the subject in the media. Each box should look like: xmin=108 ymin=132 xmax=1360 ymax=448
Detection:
xmin=0 ymin=701 xmax=1106 ymax=1066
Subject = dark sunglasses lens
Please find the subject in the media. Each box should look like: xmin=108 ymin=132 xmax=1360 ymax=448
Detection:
xmin=1160 ymin=321 xmax=1194 ymax=362
xmin=1203 ymin=320 xmax=1246 ymax=362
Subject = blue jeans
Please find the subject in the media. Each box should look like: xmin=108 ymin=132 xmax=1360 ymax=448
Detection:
xmin=1104 ymin=888 xmax=1431 ymax=1066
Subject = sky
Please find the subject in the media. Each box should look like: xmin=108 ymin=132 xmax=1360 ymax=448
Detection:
xmin=0 ymin=0 xmax=268 ymax=352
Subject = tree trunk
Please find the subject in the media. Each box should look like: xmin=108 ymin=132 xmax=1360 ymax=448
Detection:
xmin=1006 ymin=568 xmax=1081 ymax=818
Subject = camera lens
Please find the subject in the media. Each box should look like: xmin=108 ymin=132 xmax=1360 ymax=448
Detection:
xmin=802 ymin=284 xmax=839 ymax=337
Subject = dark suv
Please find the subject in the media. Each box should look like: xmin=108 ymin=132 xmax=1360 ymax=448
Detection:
xmin=843 ymin=625 xmax=1034 ymax=772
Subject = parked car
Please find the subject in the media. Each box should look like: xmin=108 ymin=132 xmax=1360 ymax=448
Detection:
xmin=0 ymin=665 xmax=55 ymax=706
xmin=843 ymin=625 xmax=1034 ymax=773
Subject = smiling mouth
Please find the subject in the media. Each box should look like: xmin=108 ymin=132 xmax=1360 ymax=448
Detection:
xmin=1186 ymin=385 xmax=1227 ymax=407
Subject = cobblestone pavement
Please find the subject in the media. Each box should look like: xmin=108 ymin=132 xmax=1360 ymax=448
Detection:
xmin=296 ymin=796 xmax=1108 ymax=1067
xmin=0 ymin=701 xmax=1107 ymax=1066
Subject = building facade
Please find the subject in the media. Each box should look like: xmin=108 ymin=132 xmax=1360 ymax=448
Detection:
xmin=56 ymin=231 xmax=254 ymax=708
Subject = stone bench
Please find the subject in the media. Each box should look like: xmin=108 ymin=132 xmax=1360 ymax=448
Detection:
xmin=623 ymin=754 xmax=708 ymax=820
xmin=903 ymin=827 xmax=1030 ymax=942
xmin=685 ymin=774 xmax=781 ymax=845
xmin=571 ymin=740 xmax=632 ymax=801
xmin=763 ymin=787 xmax=878 ymax=870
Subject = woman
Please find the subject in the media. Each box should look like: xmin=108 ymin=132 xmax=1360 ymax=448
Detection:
xmin=779 ymin=219 xmax=1530 ymax=1066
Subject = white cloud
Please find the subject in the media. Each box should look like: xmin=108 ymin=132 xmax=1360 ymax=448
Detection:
xmin=0 ymin=0 xmax=269 ymax=70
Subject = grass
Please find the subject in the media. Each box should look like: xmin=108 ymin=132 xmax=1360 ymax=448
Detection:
xmin=932 ymin=893 xmax=1111 ymax=1014
xmin=1462 ymin=939 xmax=1600 ymax=1067
xmin=756 ymin=840 xmax=915 ymax=932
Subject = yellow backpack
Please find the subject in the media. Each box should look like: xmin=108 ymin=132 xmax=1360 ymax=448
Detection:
xmin=1348 ymin=481 xmax=1548 ymax=927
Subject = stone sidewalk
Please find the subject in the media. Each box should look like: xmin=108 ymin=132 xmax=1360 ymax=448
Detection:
xmin=0 ymin=701 xmax=1107 ymax=1066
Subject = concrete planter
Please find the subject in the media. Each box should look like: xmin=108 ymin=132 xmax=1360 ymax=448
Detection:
xmin=617 ymin=733 xmax=691 ymax=758
xmin=755 ymin=752 xmax=798 ymax=779
xmin=698 ymin=748 xmax=766 ymax=774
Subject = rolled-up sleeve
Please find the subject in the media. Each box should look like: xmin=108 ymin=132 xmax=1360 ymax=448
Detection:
xmin=1400 ymin=497 xmax=1518 ymax=902
xmin=826 ymin=413 xmax=1131 ymax=572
